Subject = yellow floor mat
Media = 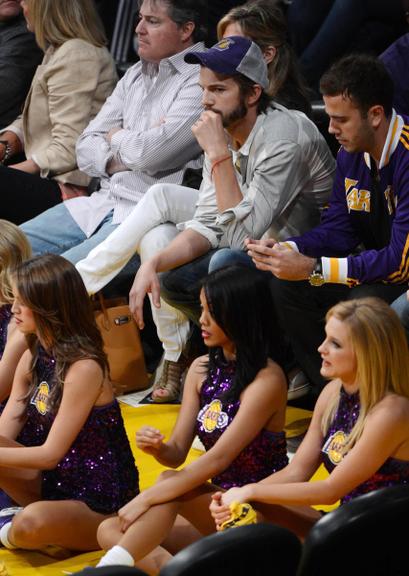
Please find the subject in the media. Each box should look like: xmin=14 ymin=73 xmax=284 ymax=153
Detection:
xmin=0 ymin=402 xmax=333 ymax=575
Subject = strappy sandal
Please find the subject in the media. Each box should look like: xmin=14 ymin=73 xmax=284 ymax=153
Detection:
xmin=151 ymin=357 xmax=188 ymax=403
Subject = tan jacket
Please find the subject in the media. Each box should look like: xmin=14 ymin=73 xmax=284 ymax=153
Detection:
xmin=7 ymin=38 xmax=117 ymax=186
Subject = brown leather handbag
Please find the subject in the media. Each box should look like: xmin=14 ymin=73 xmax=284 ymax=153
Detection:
xmin=94 ymin=294 xmax=150 ymax=395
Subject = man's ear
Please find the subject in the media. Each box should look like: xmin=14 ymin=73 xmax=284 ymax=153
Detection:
xmin=367 ymin=104 xmax=385 ymax=129
xmin=248 ymin=84 xmax=263 ymax=107
xmin=180 ymin=21 xmax=195 ymax=42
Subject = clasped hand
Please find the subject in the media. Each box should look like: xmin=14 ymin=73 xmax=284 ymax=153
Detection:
xmin=209 ymin=486 xmax=249 ymax=531
xmin=118 ymin=492 xmax=151 ymax=532
xmin=245 ymin=238 xmax=315 ymax=280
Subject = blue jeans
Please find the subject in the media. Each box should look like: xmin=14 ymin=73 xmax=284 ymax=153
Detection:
xmin=160 ymin=250 xmax=218 ymax=325
xmin=162 ymin=249 xmax=258 ymax=324
xmin=391 ymin=291 xmax=409 ymax=343
xmin=208 ymin=249 xmax=254 ymax=273
xmin=21 ymin=203 xmax=118 ymax=264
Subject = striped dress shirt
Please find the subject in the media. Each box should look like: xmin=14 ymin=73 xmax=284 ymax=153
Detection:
xmin=71 ymin=42 xmax=204 ymax=236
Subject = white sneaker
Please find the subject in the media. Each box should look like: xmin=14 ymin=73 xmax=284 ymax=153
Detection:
xmin=0 ymin=506 xmax=23 ymax=549
xmin=0 ymin=507 xmax=23 ymax=529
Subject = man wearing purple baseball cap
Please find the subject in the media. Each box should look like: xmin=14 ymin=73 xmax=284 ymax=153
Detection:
xmin=184 ymin=35 xmax=269 ymax=89
xmin=123 ymin=35 xmax=335 ymax=395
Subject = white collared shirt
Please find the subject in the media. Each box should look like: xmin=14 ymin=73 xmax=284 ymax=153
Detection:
xmin=68 ymin=42 xmax=205 ymax=237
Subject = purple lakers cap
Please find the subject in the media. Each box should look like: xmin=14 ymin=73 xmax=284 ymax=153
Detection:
xmin=184 ymin=36 xmax=268 ymax=90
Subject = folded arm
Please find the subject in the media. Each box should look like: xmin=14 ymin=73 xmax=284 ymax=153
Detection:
xmin=77 ymin=68 xmax=202 ymax=178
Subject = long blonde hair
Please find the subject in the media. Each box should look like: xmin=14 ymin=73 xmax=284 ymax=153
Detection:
xmin=217 ymin=0 xmax=311 ymax=114
xmin=25 ymin=0 xmax=107 ymax=51
xmin=0 ymin=220 xmax=32 ymax=306
xmin=321 ymin=297 xmax=409 ymax=452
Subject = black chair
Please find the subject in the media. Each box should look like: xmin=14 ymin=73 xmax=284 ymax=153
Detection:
xmin=74 ymin=566 xmax=148 ymax=576
xmin=297 ymin=485 xmax=409 ymax=576
xmin=159 ymin=523 xmax=302 ymax=576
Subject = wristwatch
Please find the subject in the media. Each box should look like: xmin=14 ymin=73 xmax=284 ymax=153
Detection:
xmin=0 ymin=140 xmax=12 ymax=164
xmin=309 ymin=259 xmax=325 ymax=287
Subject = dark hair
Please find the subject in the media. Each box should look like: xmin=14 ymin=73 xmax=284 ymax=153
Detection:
xmin=202 ymin=265 xmax=284 ymax=401
xmin=13 ymin=254 xmax=109 ymax=412
xmin=138 ymin=0 xmax=207 ymax=43
xmin=320 ymin=54 xmax=394 ymax=118
xmin=218 ymin=0 xmax=311 ymax=116
xmin=234 ymin=73 xmax=271 ymax=114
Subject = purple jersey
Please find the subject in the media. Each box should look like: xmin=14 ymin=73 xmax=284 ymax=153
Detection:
xmin=18 ymin=346 xmax=139 ymax=513
xmin=196 ymin=355 xmax=288 ymax=490
xmin=322 ymin=386 xmax=409 ymax=504
xmin=291 ymin=112 xmax=409 ymax=286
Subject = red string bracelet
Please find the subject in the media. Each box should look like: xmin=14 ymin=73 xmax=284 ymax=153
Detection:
xmin=211 ymin=153 xmax=232 ymax=179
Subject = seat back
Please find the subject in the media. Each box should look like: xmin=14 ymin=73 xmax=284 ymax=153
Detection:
xmin=297 ymin=485 xmax=409 ymax=576
xmin=160 ymin=523 xmax=302 ymax=576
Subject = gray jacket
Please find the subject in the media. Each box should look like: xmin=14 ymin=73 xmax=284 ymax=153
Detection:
xmin=180 ymin=104 xmax=336 ymax=249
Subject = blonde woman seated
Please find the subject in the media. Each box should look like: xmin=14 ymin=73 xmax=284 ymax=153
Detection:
xmin=210 ymin=298 xmax=409 ymax=539
xmin=0 ymin=0 xmax=117 ymax=224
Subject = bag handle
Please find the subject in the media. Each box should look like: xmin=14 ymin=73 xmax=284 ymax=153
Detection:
xmin=97 ymin=292 xmax=111 ymax=331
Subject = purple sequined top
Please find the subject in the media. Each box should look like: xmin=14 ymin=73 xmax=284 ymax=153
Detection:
xmin=196 ymin=356 xmax=288 ymax=490
xmin=322 ymin=386 xmax=409 ymax=504
xmin=18 ymin=346 xmax=139 ymax=514
xmin=0 ymin=305 xmax=12 ymax=360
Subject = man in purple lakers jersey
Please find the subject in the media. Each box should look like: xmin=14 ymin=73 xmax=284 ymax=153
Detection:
xmin=248 ymin=54 xmax=409 ymax=398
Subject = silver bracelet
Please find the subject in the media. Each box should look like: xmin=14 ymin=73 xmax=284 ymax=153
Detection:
xmin=0 ymin=140 xmax=12 ymax=164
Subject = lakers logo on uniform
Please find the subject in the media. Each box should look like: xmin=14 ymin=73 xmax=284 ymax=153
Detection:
xmin=30 ymin=381 xmax=50 ymax=415
xmin=345 ymin=178 xmax=371 ymax=213
xmin=322 ymin=430 xmax=348 ymax=465
xmin=198 ymin=399 xmax=229 ymax=433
